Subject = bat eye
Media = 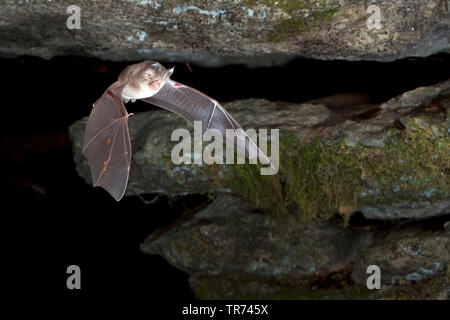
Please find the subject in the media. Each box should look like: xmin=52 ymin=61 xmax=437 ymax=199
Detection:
xmin=144 ymin=69 xmax=154 ymax=79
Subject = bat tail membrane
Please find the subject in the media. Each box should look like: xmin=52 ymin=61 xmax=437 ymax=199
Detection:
xmin=82 ymin=82 xmax=132 ymax=201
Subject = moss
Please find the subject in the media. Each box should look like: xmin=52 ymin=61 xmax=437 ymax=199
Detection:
xmin=277 ymin=7 xmax=338 ymax=36
xmin=244 ymin=0 xmax=340 ymax=41
xmin=210 ymin=119 xmax=449 ymax=224
xmin=364 ymin=119 xmax=450 ymax=204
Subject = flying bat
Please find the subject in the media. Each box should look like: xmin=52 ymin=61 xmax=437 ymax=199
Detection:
xmin=82 ymin=61 xmax=272 ymax=201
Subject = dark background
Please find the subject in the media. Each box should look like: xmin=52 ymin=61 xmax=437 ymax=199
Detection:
xmin=2 ymin=54 xmax=449 ymax=304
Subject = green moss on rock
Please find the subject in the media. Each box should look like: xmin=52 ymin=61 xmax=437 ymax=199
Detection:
xmin=213 ymin=119 xmax=449 ymax=223
xmin=277 ymin=7 xmax=338 ymax=36
xmin=245 ymin=0 xmax=339 ymax=41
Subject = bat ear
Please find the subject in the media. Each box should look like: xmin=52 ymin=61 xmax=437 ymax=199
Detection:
xmin=167 ymin=67 xmax=174 ymax=77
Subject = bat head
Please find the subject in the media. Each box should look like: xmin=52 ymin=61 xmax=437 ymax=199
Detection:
xmin=139 ymin=62 xmax=174 ymax=92
xmin=141 ymin=62 xmax=173 ymax=80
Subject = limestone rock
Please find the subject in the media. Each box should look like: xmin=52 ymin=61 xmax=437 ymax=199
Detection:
xmin=140 ymin=193 xmax=373 ymax=276
xmin=140 ymin=193 xmax=450 ymax=299
xmin=69 ymin=80 xmax=450 ymax=220
xmin=357 ymin=228 xmax=449 ymax=288
xmin=1 ymin=0 xmax=449 ymax=66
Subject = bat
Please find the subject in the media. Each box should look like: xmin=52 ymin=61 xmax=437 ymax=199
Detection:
xmin=82 ymin=61 xmax=273 ymax=201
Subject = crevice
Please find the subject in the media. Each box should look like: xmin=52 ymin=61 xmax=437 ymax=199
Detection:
xmin=347 ymin=211 xmax=450 ymax=233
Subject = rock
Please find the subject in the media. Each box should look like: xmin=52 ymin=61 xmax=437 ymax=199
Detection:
xmin=189 ymin=269 xmax=449 ymax=299
xmin=358 ymin=201 xmax=450 ymax=220
xmin=307 ymin=93 xmax=370 ymax=110
xmin=69 ymin=99 xmax=334 ymax=196
xmin=141 ymin=193 xmax=450 ymax=299
xmin=69 ymin=80 xmax=450 ymax=221
xmin=140 ymin=193 xmax=374 ymax=277
xmin=69 ymin=110 xmax=214 ymax=196
xmin=379 ymin=82 xmax=445 ymax=112
xmin=357 ymin=229 xmax=449 ymax=287
xmin=1 ymin=0 xmax=449 ymax=66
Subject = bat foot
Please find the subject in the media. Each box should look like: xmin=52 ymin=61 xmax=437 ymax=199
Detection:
xmin=131 ymin=99 xmax=136 ymax=103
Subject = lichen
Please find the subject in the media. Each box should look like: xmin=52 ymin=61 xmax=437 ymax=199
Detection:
xmin=211 ymin=118 xmax=449 ymax=224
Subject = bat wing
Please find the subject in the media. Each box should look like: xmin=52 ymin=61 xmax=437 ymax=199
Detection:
xmin=82 ymin=82 xmax=132 ymax=201
xmin=141 ymin=80 xmax=271 ymax=164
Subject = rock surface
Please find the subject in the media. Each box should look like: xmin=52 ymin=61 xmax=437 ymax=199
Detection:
xmin=358 ymin=227 xmax=449 ymax=287
xmin=69 ymin=99 xmax=336 ymax=196
xmin=140 ymin=193 xmax=373 ymax=276
xmin=1 ymin=0 xmax=449 ymax=66
xmin=141 ymin=193 xmax=449 ymax=299
xmin=69 ymin=79 xmax=450 ymax=220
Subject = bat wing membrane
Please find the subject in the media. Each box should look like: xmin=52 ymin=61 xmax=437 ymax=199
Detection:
xmin=82 ymin=77 xmax=272 ymax=202
xmin=141 ymin=80 xmax=269 ymax=162
xmin=82 ymin=82 xmax=132 ymax=201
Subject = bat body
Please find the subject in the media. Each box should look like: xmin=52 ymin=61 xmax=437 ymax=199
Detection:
xmin=82 ymin=61 xmax=272 ymax=201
